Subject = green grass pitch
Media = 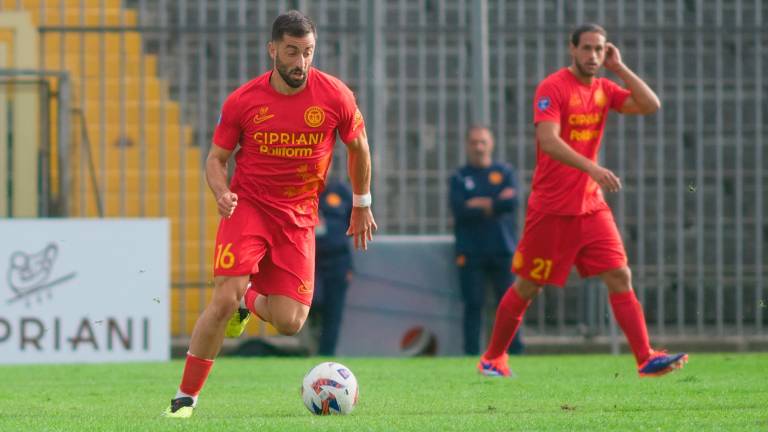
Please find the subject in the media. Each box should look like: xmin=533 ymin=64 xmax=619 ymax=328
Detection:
xmin=0 ymin=353 xmax=766 ymax=431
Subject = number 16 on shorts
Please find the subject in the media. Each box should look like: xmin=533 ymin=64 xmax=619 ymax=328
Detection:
xmin=215 ymin=242 xmax=235 ymax=270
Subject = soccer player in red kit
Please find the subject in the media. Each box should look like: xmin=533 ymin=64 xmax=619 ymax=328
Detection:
xmin=163 ymin=10 xmax=376 ymax=418
xmin=477 ymin=24 xmax=687 ymax=378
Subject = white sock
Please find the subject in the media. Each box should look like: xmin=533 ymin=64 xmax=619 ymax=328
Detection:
xmin=175 ymin=389 xmax=198 ymax=407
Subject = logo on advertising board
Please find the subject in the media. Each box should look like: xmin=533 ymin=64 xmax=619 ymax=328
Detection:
xmin=0 ymin=220 xmax=170 ymax=364
xmin=6 ymin=243 xmax=76 ymax=307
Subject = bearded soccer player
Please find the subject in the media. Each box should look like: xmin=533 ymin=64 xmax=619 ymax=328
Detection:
xmin=477 ymin=24 xmax=687 ymax=378
xmin=163 ymin=10 xmax=376 ymax=418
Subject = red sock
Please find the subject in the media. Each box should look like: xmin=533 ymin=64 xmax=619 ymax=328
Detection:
xmin=609 ymin=290 xmax=652 ymax=365
xmin=484 ymin=285 xmax=531 ymax=359
xmin=244 ymin=285 xmax=270 ymax=321
xmin=244 ymin=286 xmax=259 ymax=315
xmin=179 ymin=352 xmax=214 ymax=397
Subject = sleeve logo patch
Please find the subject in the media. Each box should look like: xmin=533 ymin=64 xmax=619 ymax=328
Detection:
xmin=537 ymin=96 xmax=551 ymax=112
xmin=353 ymin=109 xmax=364 ymax=130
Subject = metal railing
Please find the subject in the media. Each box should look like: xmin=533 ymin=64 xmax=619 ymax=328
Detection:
xmin=6 ymin=0 xmax=763 ymax=339
xmin=0 ymin=69 xmax=71 ymax=217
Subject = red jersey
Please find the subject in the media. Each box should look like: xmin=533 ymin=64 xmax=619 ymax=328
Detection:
xmin=529 ymin=68 xmax=631 ymax=215
xmin=213 ymin=68 xmax=365 ymax=227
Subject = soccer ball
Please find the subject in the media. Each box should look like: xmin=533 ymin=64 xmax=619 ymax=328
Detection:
xmin=301 ymin=361 xmax=359 ymax=415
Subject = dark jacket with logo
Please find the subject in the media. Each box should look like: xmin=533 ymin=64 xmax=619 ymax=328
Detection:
xmin=449 ymin=162 xmax=519 ymax=256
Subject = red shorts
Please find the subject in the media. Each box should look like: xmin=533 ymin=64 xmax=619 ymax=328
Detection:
xmin=213 ymin=199 xmax=315 ymax=306
xmin=512 ymin=207 xmax=627 ymax=287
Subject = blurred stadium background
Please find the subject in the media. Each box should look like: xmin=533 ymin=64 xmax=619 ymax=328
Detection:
xmin=0 ymin=0 xmax=765 ymax=357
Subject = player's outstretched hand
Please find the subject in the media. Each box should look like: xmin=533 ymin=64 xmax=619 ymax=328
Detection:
xmin=347 ymin=206 xmax=378 ymax=251
xmin=604 ymin=42 xmax=624 ymax=73
xmin=216 ymin=191 xmax=238 ymax=218
xmin=588 ymin=164 xmax=622 ymax=193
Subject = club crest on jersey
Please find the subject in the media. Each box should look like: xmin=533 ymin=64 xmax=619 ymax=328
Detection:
xmin=537 ymin=96 xmax=551 ymax=111
xmin=488 ymin=171 xmax=503 ymax=185
xmin=594 ymin=88 xmax=607 ymax=108
xmin=253 ymin=106 xmax=275 ymax=125
xmin=304 ymin=106 xmax=326 ymax=128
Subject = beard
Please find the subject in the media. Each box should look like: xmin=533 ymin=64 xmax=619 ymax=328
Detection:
xmin=275 ymin=54 xmax=308 ymax=88
xmin=574 ymin=59 xmax=599 ymax=77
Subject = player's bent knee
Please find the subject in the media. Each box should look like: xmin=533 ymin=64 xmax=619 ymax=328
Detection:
xmin=208 ymin=297 xmax=240 ymax=323
xmin=514 ymin=278 xmax=543 ymax=300
xmin=605 ymin=266 xmax=631 ymax=283
xmin=272 ymin=316 xmax=306 ymax=336
xmin=208 ymin=275 xmax=249 ymax=322
xmin=602 ymin=267 xmax=632 ymax=292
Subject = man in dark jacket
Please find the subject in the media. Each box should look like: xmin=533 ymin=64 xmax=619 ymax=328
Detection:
xmin=313 ymin=177 xmax=354 ymax=355
xmin=450 ymin=125 xmax=524 ymax=355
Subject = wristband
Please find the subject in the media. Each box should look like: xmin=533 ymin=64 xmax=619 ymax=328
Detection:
xmin=353 ymin=193 xmax=372 ymax=208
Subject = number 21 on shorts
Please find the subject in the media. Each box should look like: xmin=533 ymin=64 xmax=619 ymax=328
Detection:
xmin=530 ymin=257 xmax=553 ymax=281
xmin=215 ymin=242 xmax=235 ymax=269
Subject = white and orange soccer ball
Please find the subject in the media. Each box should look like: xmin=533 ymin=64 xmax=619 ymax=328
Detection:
xmin=301 ymin=362 xmax=359 ymax=415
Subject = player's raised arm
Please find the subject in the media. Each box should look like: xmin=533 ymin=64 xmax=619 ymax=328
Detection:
xmin=205 ymin=144 xmax=238 ymax=218
xmin=536 ymin=121 xmax=622 ymax=193
xmin=344 ymin=127 xmax=377 ymax=250
xmin=604 ymin=42 xmax=661 ymax=115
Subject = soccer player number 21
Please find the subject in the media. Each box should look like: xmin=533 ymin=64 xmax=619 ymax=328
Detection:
xmin=214 ymin=243 xmax=235 ymax=269
xmin=530 ymin=258 xmax=553 ymax=280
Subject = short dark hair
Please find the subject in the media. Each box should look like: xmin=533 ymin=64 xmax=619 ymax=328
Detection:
xmin=466 ymin=124 xmax=494 ymax=140
xmin=570 ymin=23 xmax=607 ymax=46
xmin=271 ymin=10 xmax=317 ymax=42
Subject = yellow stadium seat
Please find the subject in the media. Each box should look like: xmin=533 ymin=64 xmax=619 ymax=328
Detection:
xmin=3 ymin=0 xmax=226 ymax=336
